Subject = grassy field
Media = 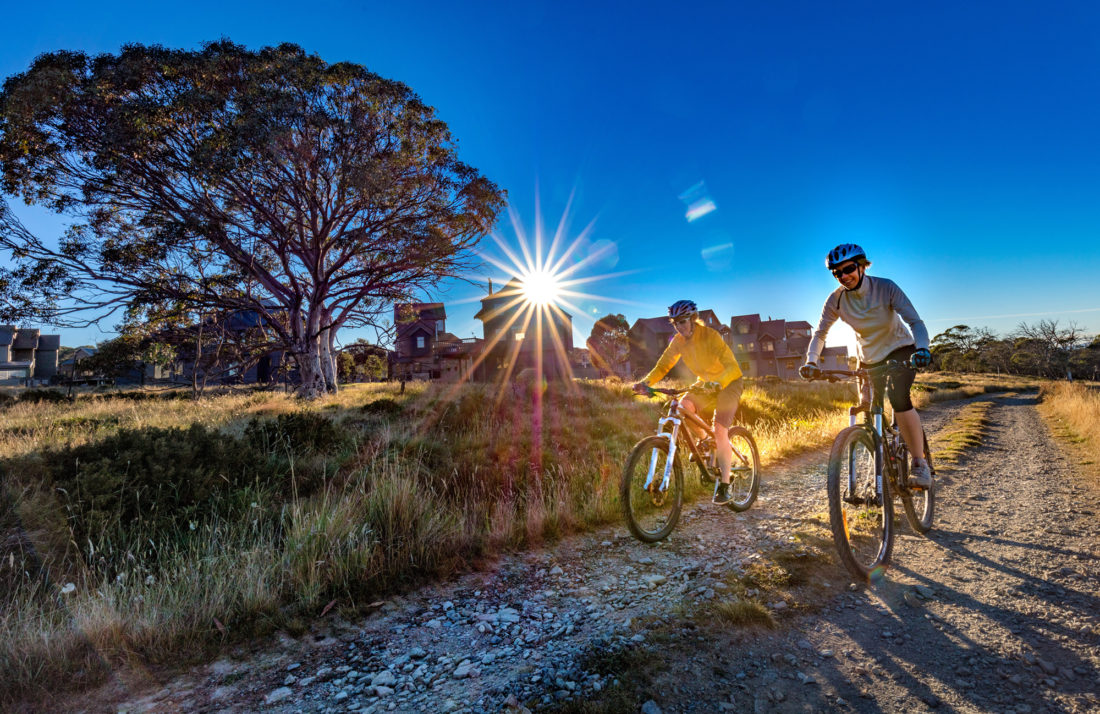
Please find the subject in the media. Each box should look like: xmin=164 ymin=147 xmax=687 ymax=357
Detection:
xmin=0 ymin=372 xmax=1035 ymax=705
xmin=1038 ymin=381 xmax=1100 ymax=471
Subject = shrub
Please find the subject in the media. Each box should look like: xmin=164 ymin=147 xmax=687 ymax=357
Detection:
xmin=359 ymin=397 xmax=403 ymax=418
xmin=42 ymin=425 xmax=285 ymax=565
xmin=17 ymin=389 xmax=69 ymax=404
xmin=244 ymin=411 xmax=349 ymax=457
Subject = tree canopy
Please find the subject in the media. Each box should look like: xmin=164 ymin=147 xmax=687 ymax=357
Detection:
xmin=0 ymin=41 xmax=505 ymax=396
xmin=586 ymin=313 xmax=630 ymax=377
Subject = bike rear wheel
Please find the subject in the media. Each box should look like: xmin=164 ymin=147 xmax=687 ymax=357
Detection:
xmin=725 ymin=426 xmax=760 ymax=512
xmin=827 ymin=426 xmax=893 ymax=582
xmin=899 ymin=429 xmax=935 ymax=533
xmin=621 ymin=435 xmax=683 ymax=542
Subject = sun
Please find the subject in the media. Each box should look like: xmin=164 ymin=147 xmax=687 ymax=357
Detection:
xmin=520 ymin=269 xmax=562 ymax=306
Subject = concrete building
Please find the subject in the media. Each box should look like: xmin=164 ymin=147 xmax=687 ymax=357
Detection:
xmin=730 ymin=314 xmax=848 ymax=379
xmin=0 ymin=325 xmax=61 ymax=381
xmin=474 ymin=279 xmax=575 ymax=381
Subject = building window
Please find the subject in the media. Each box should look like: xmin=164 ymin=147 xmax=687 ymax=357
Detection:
xmin=514 ymin=331 xmax=525 ymax=341
xmin=747 ymin=342 xmax=755 ymax=352
xmin=736 ymin=342 xmax=744 ymax=352
xmin=763 ymin=341 xmax=774 ymax=352
xmin=837 ymin=355 xmax=846 ymax=366
xmin=416 ymin=336 xmax=425 ymax=350
xmin=738 ymin=324 xmax=750 ymax=334
xmin=787 ymin=360 xmax=797 ymax=370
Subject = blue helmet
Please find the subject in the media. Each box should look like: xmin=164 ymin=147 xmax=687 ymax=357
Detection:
xmin=668 ymin=299 xmax=698 ymax=320
xmin=826 ymin=243 xmax=867 ymax=269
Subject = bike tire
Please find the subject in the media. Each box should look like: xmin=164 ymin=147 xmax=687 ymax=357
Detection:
xmin=621 ymin=435 xmax=683 ymax=543
xmin=900 ymin=429 xmax=936 ymax=533
xmin=725 ymin=426 xmax=761 ymax=512
xmin=827 ymin=426 xmax=894 ymax=582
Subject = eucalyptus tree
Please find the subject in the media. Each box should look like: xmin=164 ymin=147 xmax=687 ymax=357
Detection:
xmin=0 ymin=41 xmax=504 ymax=396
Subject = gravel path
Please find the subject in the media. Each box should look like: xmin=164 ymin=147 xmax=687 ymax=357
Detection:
xmin=70 ymin=392 xmax=1100 ymax=713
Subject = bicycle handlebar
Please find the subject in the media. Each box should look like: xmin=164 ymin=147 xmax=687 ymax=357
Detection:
xmin=808 ymin=358 xmax=922 ymax=382
xmin=635 ymin=384 xmax=720 ymax=397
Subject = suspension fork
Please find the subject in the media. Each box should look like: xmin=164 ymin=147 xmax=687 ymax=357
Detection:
xmin=645 ymin=414 xmax=682 ymax=490
xmin=871 ymin=409 xmax=884 ymax=497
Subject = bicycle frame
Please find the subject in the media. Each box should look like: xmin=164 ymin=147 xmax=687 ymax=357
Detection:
xmin=644 ymin=389 xmax=747 ymax=492
xmin=830 ymin=362 xmax=910 ymax=501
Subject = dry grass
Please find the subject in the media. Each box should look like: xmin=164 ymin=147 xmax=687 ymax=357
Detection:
xmin=929 ymin=401 xmax=995 ymax=469
xmin=1038 ymin=381 xmax=1100 ymax=472
xmin=0 ymin=374 xmax=1032 ymax=707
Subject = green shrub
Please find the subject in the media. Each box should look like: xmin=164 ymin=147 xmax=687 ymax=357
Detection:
xmin=244 ymin=411 xmax=349 ymax=457
xmin=43 ymin=424 xmax=285 ymax=564
xmin=17 ymin=389 xmax=69 ymax=404
xmin=359 ymin=397 xmax=403 ymax=418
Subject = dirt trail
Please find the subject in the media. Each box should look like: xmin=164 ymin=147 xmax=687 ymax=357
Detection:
xmin=65 ymin=393 xmax=1100 ymax=713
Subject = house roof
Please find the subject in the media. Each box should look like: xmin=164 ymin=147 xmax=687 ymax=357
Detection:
xmin=475 ymin=279 xmax=572 ymax=322
xmin=786 ymin=320 xmax=812 ymax=331
xmin=0 ymin=326 xmax=14 ymax=346
xmin=37 ymin=334 xmax=61 ymax=350
xmin=12 ymin=330 xmax=40 ymax=350
xmin=409 ymin=303 xmax=446 ymax=321
xmin=731 ymin=314 xmax=762 ymax=334
xmin=758 ymin=319 xmax=787 ymax=341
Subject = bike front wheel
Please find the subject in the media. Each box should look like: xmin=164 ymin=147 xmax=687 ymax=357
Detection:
xmin=899 ymin=429 xmax=935 ymax=533
xmin=725 ymin=426 xmax=761 ymax=512
xmin=827 ymin=426 xmax=893 ymax=582
xmin=621 ymin=435 xmax=683 ymax=542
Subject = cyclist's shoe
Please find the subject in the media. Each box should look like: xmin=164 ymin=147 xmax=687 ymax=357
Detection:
xmin=712 ymin=482 xmax=733 ymax=505
xmin=908 ymin=460 xmax=933 ymax=489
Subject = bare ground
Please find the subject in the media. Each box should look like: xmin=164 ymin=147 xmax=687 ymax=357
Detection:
xmin=53 ymin=391 xmax=1100 ymax=713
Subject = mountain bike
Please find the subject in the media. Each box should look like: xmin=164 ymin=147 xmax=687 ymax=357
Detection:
xmin=621 ymin=384 xmax=761 ymax=543
xmin=808 ymin=358 xmax=935 ymax=581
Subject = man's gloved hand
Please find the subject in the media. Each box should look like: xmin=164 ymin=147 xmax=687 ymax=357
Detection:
xmin=632 ymin=381 xmax=650 ymax=395
xmin=910 ymin=348 xmax=932 ymax=369
xmin=701 ymin=381 xmax=722 ymax=392
xmin=798 ymin=362 xmax=820 ymax=380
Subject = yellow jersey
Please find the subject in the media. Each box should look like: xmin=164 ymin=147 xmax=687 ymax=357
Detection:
xmin=641 ymin=323 xmax=743 ymax=388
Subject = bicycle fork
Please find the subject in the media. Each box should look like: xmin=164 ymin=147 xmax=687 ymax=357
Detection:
xmin=645 ymin=415 xmax=681 ymax=492
xmin=845 ymin=409 xmax=884 ymax=506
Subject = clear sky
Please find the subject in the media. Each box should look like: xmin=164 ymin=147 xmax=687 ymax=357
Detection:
xmin=3 ymin=1 xmax=1100 ymax=352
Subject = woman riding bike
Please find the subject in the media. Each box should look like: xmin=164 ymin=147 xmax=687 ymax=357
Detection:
xmin=633 ymin=300 xmax=745 ymax=505
xmin=799 ymin=244 xmax=934 ymax=488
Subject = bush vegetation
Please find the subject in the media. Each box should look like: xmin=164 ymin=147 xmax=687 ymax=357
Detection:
xmin=0 ymin=373 xmax=1033 ymax=706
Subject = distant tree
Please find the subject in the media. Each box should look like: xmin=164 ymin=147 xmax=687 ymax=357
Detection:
xmin=1012 ymin=320 xmax=1085 ymax=379
xmin=586 ymin=313 xmax=630 ymax=377
xmin=81 ymin=335 xmax=142 ymax=381
xmin=0 ymin=41 xmax=505 ymax=398
xmin=337 ymin=351 xmax=356 ymax=381
xmin=364 ymin=353 xmax=387 ymax=381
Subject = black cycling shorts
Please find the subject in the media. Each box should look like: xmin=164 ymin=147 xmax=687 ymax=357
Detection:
xmin=862 ymin=345 xmax=917 ymax=413
xmin=686 ymin=379 xmax=744 ymax=429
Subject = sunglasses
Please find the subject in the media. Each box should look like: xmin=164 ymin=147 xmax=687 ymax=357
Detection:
xmin=831 ymin=263 xmax=860 ymax=278
xmin=670 ymin=317 xmax=693 ymax=326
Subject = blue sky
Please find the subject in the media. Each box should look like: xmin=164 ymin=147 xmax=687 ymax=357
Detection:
xmin=3 ymin=1 xmax=1100 ymax=352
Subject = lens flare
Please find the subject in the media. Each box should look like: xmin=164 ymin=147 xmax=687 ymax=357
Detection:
xmin=520 ymin=269 xmax=562 ymax=306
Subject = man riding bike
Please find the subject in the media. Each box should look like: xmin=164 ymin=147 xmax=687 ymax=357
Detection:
xmin=633 ymin=300 xmax=745 ymax=505
xmin=799 ymin=244 xmax=934 ymax=488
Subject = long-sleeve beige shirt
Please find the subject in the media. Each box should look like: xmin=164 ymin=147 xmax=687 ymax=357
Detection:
xmin=807 ymin=276 xmax=929 ymax=365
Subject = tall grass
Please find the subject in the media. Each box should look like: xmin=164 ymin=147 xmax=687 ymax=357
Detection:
xmin=0 ymin=375 xmax=1009 ymax=707
xmin=1039 ymin=382 xmax=1100 ymax=463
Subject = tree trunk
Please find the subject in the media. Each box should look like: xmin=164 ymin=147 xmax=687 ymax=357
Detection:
xmin=319 ymin=324 xmax=338 ymax=393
